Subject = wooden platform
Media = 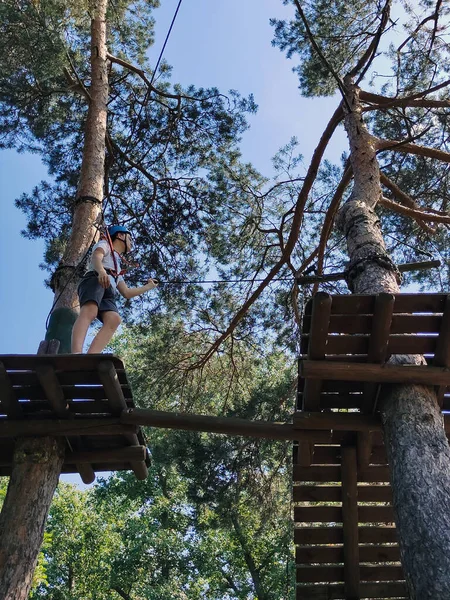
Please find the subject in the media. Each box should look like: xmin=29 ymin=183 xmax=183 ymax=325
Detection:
xmin=294 ymin=292 xmax=450 ymax=598
xmin=293 ymin=440 xmax=407 ymax=600
xmin=0 ymin=354 xmax=150 ymax=483
xmin=298 ymin=292 xmax=450 ymax=413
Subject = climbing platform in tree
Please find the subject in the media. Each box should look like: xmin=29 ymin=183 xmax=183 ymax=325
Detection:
xmin=0 ymin=354 xmax=150 ymax=483
xmin=298 ymin=292 xmax=450 ymax=413
xmin=293 ymin=437 xmax=407 ymax=600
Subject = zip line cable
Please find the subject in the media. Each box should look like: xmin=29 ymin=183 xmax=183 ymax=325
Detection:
xmin=107 ymin=0 xmax=185 ymax=205
xmin=149 ymin=0 xmax=185 ymax=87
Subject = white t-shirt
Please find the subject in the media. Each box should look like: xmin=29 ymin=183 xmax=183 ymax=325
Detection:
xmin=87 ymin=240 xmax=124 ymax=292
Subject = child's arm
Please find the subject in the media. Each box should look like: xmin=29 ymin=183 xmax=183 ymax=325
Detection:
xmin=91 ymin=247 xmax=110 ymax=288
xmin=117 ymin=278 xmax=158 ymax=300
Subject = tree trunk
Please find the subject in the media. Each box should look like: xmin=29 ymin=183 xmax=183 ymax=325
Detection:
xmin=0 ymin=3 xmax=109 ymax=597
xmin=338 ymin=78 xmax=450 ymax=598
xmin=0 ymin=437 xmax=65 ymax=600
xmin=46 ymin=0 xmax=109 ymax=352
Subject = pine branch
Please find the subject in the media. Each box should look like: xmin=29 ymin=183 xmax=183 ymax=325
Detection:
xmin=349 ymin=0 xmax=392 ymax=83
xmin=291 ymin=0 xmax=350 ymax=109
xmin=380 ymin=197 xmax=450 ymax=224
xmin=377 ymin=138 xmax=450 ymax=163
xmin=313 ymin=165 xmax=353 ymax=294
xmin=380 ymin=172 xmax=436 ymax=234
xmin=361 ymin=89 xmax=450 ymax=110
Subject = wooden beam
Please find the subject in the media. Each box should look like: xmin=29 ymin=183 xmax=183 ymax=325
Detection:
xmin=296 ymin=259 xmax=440 ymax=284
xmin=362 ymin=293 xmax=394 ymax=413
xmin=0 ymin=419 xmax=138 ymax=437
xmin=357 ymin=431 xmax=373 ymax=469
xmin=65 ymin=445 xmax=147 ymax=464
xmin=294 ymin=411 xmax=381 ymax=431
xmin=121 ymin=408 xmax=335 ymax=441
xmin=35 ymin=364 xmax=69 ymax=417
xmin=302 ymin=293 xmax=332 ymax=411
xmin=0 ymin=362 xmax=23 ymax=418
xmin=301 ymin=360 xmax=450 ymax=386
xmin=0 ymin=445 xmax=147 ymax=467
xmin=97 ymin=361 xmax=148 ymax=479
xmin=341 ymin=446 xmax=360 ymax=600
xmin=98 ymin=360 xmax=127 ymax=415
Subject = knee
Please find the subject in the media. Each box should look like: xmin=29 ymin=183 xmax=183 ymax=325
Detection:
xmin=103 ymin=312 xmax=121 ymax=331
xmin=79 ymin=302 xmax=98 ymax=322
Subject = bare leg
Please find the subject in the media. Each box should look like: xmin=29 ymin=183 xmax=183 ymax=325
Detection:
xmin=71 ymin=302 xmax=99 ymax=353
xmin=87 ymin=311 xmax=122 ymax=354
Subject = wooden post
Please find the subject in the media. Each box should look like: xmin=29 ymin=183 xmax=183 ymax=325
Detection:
xmin=362 ymin=292 xmax=394 ymax=413
xmin=341 ymin=446 xmax=360 ymax=599
xmin=302 ymin=292 xmax=332 ymax=411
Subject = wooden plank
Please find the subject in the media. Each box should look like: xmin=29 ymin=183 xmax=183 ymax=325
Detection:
xmin=296 ymin=565 xmax=403 ymax=584
xmin=329 ymin=293 xmax=446 ymax=315
xmin=358 ymin=485 xmax=392 ymax=502
xmin=358 ymin=505 xmax=395 ymax=522
xmin=288 ymin=483 xmax=394 ymax=503
xmin=98 ymin=361 xmax=128 ymax=415
xmin=320 ymin=334 xmax=441 ymax=355
xmin=341 ymin=446 xmax=359 ymax=599
xmin=310 ymin=444 xmax=386 ymax=465
xmin=293 ymin=411 xmax=382 ymax=432
xmin=0 ymin=354 xmax=125 ymax=372
xmin=64 ymin=445 xmax=147 ymax=464
xmin=294 ymin=485 xmax=342 ymax=502
xmin=294 ymin=506 xmax=343 ymax=523
xmin=0 ymin=419 xmax=138 ymax=437
xmin=11 ymin=385 xmax=132 ymax=401
xmin=294 ymin=465 xmax=389 ymax=482
xmin=6 ymin=370 xmax=129 ymax=390
xmin=296 ymin=545 xmax=400 ymax=565
xmin=303 ymin=293 xmax=332 ymax=411
xmin=294 ymin=526 xmax=398 ymax=545
xmin=296 ymin=581 xmax=408 ymax=599
xmin=296 ymin=565 xmax=344 ymax=583
xmin=323 ymin=314 xmax=442 ymax=335
xmin=301 ymin=360 xmax=450 ymax=386
xmin=359 ymin=527 xmax=398 ymax=544
xmin=17 ymin=398 xmax=133 ymax=415
xmin=0 ymin=362 xmax=23 ymax=418
xmin=35 ymin=364 xmax=69 ymax=417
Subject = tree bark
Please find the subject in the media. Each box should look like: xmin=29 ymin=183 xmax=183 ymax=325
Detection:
xmin=0 ymin=437 xmax=65 ymax=600
xmin=47 ymin=0 xmax=109 ymax=352
xmin=338 ymin=78 xmax=450 ymax=598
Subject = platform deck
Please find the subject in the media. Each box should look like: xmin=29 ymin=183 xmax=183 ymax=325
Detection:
xmin=0 ymin=354 xmax=149 ymax=482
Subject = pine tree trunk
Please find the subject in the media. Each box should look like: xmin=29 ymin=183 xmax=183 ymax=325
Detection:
xmin=46 ymin=0 xmax=109 ymax=352
xmin=338 ymin=79 xmax=450 ymax=598
xmin=0 ymin=438 xmax=65 ymax=600
xmin=0 ymin=3 xmax=109 ymax=597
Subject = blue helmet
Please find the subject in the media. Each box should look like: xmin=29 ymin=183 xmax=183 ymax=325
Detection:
xmin=108 ymin=225 xmax=130 ymax=237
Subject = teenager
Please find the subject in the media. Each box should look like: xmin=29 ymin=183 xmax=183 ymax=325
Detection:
xmin=71 ymin=225 xmax=157 ymax=353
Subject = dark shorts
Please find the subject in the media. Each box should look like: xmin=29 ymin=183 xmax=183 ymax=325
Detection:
xmin=78 ymin=271 xmax=119 ymax=321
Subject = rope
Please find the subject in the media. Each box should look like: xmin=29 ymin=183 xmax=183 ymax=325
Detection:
xmin=149 ymin=0 xmax=185 ymax=87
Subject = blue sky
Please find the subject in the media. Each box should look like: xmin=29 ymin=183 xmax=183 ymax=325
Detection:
xmin=1 ymin=0 xmax=347 ymax=354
